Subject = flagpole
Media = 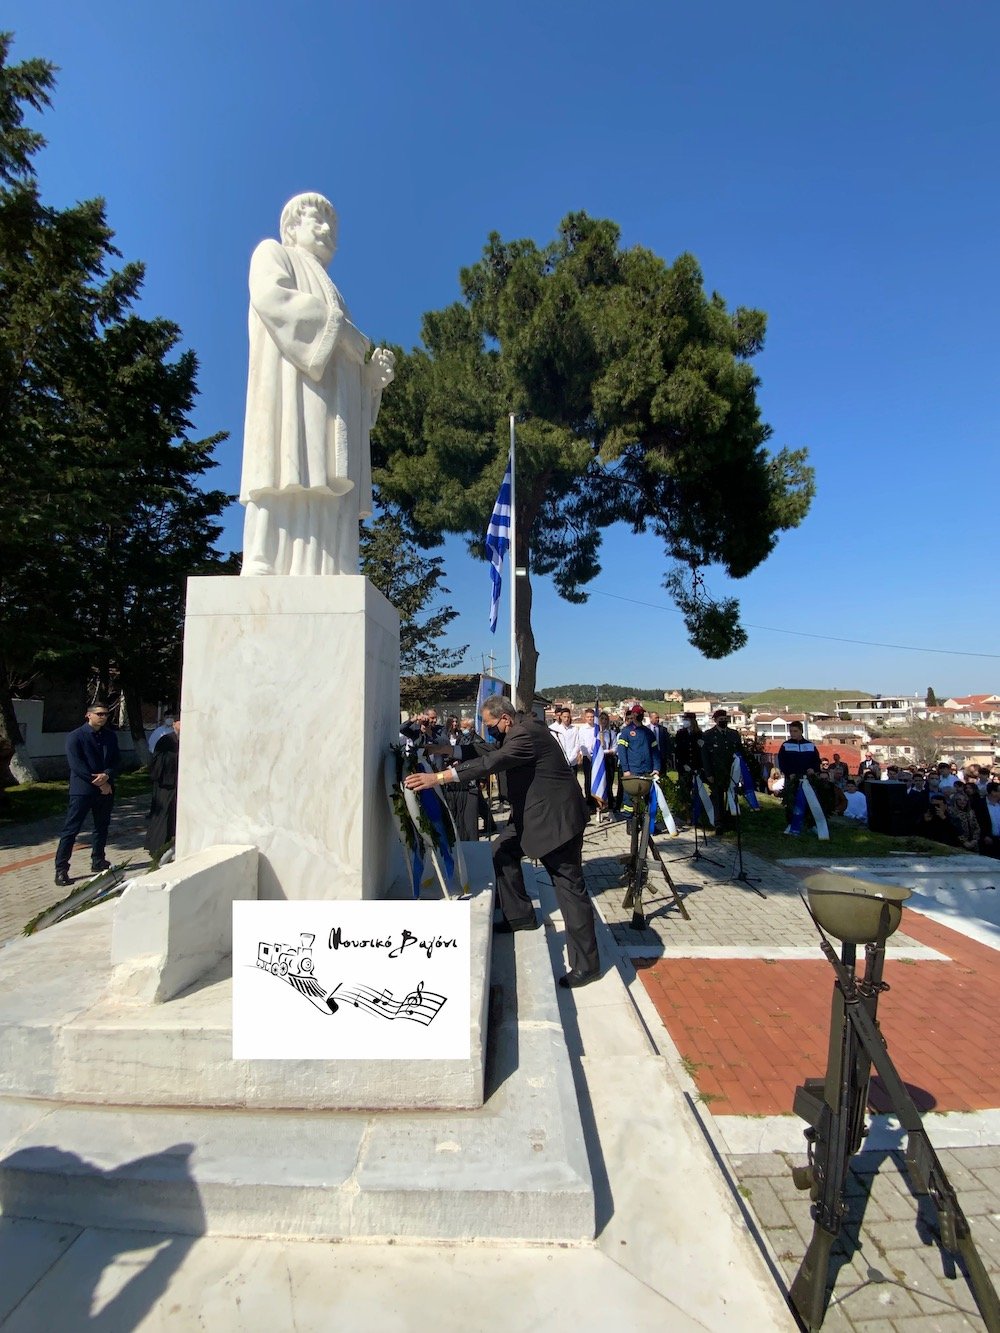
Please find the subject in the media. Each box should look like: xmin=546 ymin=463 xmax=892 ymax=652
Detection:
xmin=508 ymin=413 xmax=517 ymax=708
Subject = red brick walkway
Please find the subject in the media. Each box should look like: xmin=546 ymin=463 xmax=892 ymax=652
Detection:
xmin=637 ymin=909 xmax=1000 ymax=1115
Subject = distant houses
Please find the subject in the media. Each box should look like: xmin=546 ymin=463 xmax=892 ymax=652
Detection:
xmin=536 ymin=687 xmax=999 ymax=770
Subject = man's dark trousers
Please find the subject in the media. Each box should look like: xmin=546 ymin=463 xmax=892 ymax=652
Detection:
xmin=55 ymin=790 xmax=114 ymax=873
xmin=579 ymin=757 xmax=594 ymax=809
xmin=492 ymin=826 xmax=598 ymax=975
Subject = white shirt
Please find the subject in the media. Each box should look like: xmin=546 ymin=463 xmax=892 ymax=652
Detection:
xmin=577 ymin=724 xmax=597 ymax=758
xmin=549 ymin=722 xmax=581 ymax=766
xmin=843 ymin=790 xmax=868 ymax=820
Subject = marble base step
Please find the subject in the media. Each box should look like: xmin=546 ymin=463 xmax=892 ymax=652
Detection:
xmin=0 ymin=847 xmax=496 ymax=1112
xmin=0 ymin=870 xmax=594 ymax=1242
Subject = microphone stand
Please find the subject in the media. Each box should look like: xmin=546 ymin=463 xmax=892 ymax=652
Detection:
xmin=725 ymin=778 xmax=766 ymax=898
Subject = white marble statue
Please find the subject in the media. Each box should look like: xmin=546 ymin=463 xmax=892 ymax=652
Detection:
xmin=239 ymin=193 xmax=396 ymax=576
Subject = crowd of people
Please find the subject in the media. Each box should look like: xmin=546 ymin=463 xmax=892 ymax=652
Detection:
xmin=401 ymin=703 xmax=1000 ymax=861
xmin=766 ymin=748 xmax=1000 ymax=856
xmin=49 ymin=693 xmax=1000 ymax=894
xmin=403 ymin=696 xmax=601 ymax=989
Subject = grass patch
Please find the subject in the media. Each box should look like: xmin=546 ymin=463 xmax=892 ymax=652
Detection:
xmin=680 ymin=1055 xmax=704 ymax=1078
xmin=740 ymin=687 xmax=872 ymax=714
xmin=713 ymin=792 xmax=957 ymax=862
xmin=1 ymin=769 xmax=151 ymax=826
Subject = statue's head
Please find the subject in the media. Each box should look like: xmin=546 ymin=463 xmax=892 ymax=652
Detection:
xmin=280 ymin=193 xmax=338 ymax=265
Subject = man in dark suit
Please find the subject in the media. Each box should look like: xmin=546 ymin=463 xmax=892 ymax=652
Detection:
xmin=647 ymin=711 xmax=674 ymax=781
xmin=405 ymin=695 xmax=600 ymax=988
xmin=53 ymin=701 xmax=122 ymax=886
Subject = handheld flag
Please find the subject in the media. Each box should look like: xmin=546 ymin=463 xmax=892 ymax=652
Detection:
xmin=475 ymin=673 xmax=503 ymax=738
xmin=590 ymin=722 xmax=607 ymax=804
xmin=485 ymin=459 xmax=512 ymax=633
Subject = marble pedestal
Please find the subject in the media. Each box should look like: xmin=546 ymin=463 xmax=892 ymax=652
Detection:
xmin=175 ymin=576 xmax=400 ymax=901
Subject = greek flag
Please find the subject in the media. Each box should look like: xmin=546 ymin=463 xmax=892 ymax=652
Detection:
xmin=590 ymin=722 xmax=607 ymax=803
xmin=485 ymin=459 xmax=512 ymax=633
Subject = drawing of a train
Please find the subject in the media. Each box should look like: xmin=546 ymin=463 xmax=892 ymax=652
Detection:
xmin=257 ymin=933 xmax=316 ymax=977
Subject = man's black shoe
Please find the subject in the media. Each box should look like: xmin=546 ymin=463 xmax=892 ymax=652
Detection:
xmin=493 ymin=915 xmax=540 ymax=934
xmin=558 ymin=968 xmax=601 ymax=989
xmin=90 ymin=860 xmax=112 ymax=872
xmin=54 ymin=870 xmax=71 ymax=887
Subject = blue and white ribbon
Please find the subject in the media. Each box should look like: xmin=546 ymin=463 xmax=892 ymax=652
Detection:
xmin=788 ymin=776 xmax=830 ymax=840
xmin=788 ymin=779 xmax=807 ymax=835
xmin=729 ymin=755 xmax=760 ymax=812
xmin=800 ymin=776 xmax=829 ymax=840
xmin=418 ymin=787 xmax=456 ymax=883
xmin=408 ymin=843 xmax=424 ymax=900
xmin=695 ymin=774 xmax=715 ymax=827
xmin=485 ymin=459 xmax=512 ymax=633
xmin=739 ymin=756 xmax=760 ymax=810
xmin=650 ymin=777 xmax=679 ymax=836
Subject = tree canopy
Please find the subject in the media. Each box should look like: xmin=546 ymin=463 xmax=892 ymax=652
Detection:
xmin=0 ymin=33 xmax=232 ymax=774
xmin=373 ymin=212 xmax=813 ymax=706
xmin=360 ymin=510 xmax=466 ymax=675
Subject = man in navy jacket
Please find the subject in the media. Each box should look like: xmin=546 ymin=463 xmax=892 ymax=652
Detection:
xmin=54 ymin=702 xmax=122 ymax=885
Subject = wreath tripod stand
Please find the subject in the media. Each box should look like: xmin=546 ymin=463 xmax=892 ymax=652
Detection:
xmin=620 ymin=776 xmax=690 ymax=929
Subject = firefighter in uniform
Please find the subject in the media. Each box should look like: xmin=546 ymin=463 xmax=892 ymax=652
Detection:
xmin=616 ymin=705 xmax=659 ymax=823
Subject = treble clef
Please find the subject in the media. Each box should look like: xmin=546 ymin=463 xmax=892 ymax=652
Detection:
xmin=403 ymin=980 xmax=425 ymax=1014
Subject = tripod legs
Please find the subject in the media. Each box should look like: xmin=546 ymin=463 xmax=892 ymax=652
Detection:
xmin=622 ymin=795 xmax=650 ymax=928
xmin=724 ymin=779 xmax=766 ymax=898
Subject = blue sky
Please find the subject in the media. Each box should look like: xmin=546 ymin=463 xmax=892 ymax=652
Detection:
xmin=7 ymin=1 xmax=999 ymax=695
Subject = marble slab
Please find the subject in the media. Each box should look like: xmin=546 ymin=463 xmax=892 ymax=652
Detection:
xmin=0 ymin=849 xmax=495 ymax=1110
xmin=175 ymin=575 xmax=400 ymax=901
xmin=0 ymin=863 xmax=594 ymax=1242
xmin=110 ymin=845 xmax=258 ymax=1003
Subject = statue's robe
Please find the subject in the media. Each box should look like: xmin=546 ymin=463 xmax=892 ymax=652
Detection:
xmin=239 ymin=240 xmax=384 ymax=575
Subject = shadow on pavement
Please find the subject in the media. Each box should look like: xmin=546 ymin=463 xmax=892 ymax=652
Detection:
xmin=0 ymin=1142 xmax=205 ymax=1328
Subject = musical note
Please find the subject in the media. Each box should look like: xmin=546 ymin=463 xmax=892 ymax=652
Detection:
xmin=336 ymin=981 xmax=447 ymax=1026
xmin=256 ymin=938 xmax=448 ymax=1027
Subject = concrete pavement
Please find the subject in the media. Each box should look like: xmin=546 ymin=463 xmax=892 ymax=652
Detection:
xmin=582 ymin=817 xmax=1000 ymax=1331
xmin=1 ymin=806 xmax=997 ymax=1329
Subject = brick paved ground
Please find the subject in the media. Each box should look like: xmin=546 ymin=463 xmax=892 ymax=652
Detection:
xmin=580 ymin=817 xmax=931 ymax=954
xmin=581 ymin=816 xmax=1000 ymax=1330
xmin=0 ymin=795 xmax=153 ymax=944
xmin=732 ymin=1148 xmax=1000 ymax=1331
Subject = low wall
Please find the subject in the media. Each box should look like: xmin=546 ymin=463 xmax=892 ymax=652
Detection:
xmin=12 ymin=700 xmax=146 ymax=781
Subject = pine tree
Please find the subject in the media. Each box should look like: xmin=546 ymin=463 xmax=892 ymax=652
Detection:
xmin=0 ymin=33 xmax=231 ymax=776
xmin=373 ymin=213 xmax=813 ymax=705
xmin=360 ymin=511 xmax=466 ymax=675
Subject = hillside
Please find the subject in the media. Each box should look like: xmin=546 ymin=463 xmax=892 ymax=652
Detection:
xmin=541 ymin=684 xmax=875 ymax=715
xmin=739 ymin=688 xmax=873 ymax=715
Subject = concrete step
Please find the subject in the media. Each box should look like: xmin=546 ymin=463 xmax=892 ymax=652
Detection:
xmin=0 ymin=869 xmax=594 ymax=1243
xmin=0 ymin=852 xmax=496 ymax=1112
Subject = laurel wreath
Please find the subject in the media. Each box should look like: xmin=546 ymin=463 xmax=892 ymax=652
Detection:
xmin=389 ymin=744 xmax=456 ymax=867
